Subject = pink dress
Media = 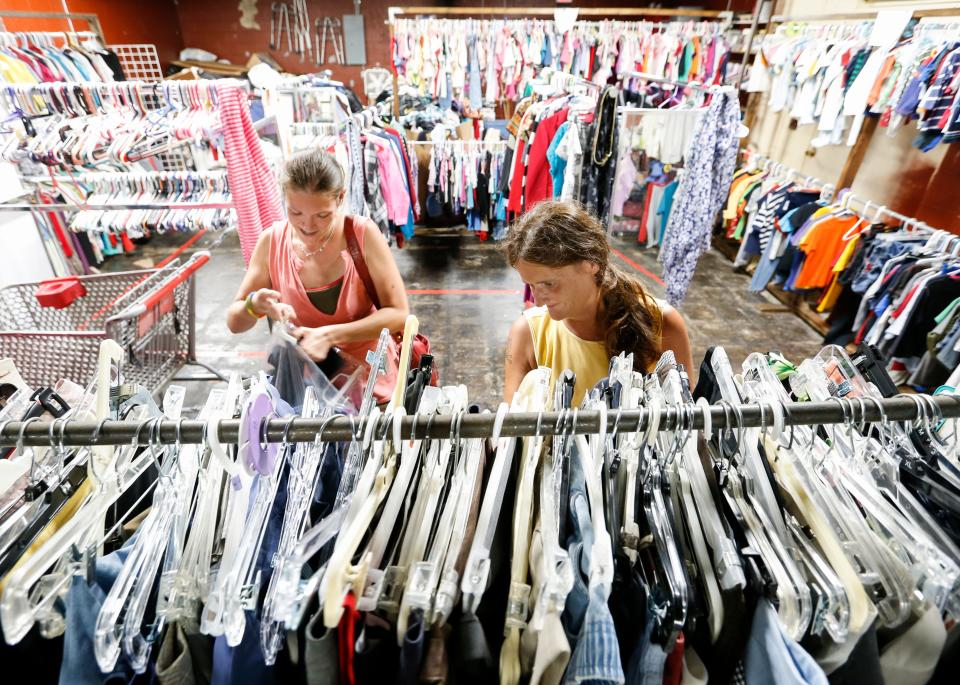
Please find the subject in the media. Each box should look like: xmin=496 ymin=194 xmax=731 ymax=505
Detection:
xmin=269 ymin=216 xmax=399 ymax=404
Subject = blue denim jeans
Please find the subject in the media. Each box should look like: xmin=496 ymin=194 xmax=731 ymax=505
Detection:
xmin=560 ymin=443 xmax=624 ymax=685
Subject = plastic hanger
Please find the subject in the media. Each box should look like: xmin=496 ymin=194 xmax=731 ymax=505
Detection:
xmin=461 ymin=370 xmax=550 ymax=614
xmin=358 ymin=388 xmax=440 ymax=612
xmin=260 ymin=388 xmax=342 ymax=664
xmin=319 ymin=402 xmax=396 ymax=629
xmin=263 ymin=331 xmax=392 ymax=631
xmin=218 ymin=385 xmax=287 ymax=647
xmin=0 ymin=342 xmax=162 ymax=644
xmin=710 ymin=347 xmax=788 ymax=539
xmin=394 ymin=386 xmax=467 ymax=640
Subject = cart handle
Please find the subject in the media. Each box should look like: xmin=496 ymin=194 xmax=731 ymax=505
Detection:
xmin=110 ymin=251 xmax=211 ymax=321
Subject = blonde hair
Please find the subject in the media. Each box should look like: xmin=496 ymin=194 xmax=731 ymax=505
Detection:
xmin=505 ymin=200 xmax=663 ymax=370
xmin=280 ymin=148 xmax=345 ymax=195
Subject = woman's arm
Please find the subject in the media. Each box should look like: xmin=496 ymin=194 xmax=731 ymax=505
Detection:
xmin=294 ymin=224 xmax=409 ymax=358
xmin=226 ymin=228 xmax=295 ymax=333
xmin=504 ymin=316 xmax=537 ymax=403
xmin=660 ymin=305 xmax=695 ymax=380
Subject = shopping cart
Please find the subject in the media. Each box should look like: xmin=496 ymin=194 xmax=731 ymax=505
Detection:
xmin=0 ymin=251 xmax=220 ymax=393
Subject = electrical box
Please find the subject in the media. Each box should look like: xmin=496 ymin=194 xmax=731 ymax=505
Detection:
xmin=342 ymin=14 xmax=366 ymax=65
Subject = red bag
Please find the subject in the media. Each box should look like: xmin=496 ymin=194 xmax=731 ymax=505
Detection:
xmin=343 ymin=217 xmax=438 ymax=386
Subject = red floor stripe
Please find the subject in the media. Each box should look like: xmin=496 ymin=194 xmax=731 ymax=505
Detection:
xmin=406 ymin=288 xmax=522 ymax=295
xmin=610 ymin=248 xmax=666 ymax=286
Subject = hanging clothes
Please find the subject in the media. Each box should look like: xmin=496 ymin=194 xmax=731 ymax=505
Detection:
xmin=218 ymin=82 xmax=284 ymax=265
xmin=660 ymin=89 xmax=740 ymax=305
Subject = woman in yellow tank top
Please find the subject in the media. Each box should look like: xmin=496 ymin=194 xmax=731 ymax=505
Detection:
xmin=503 ymin=201 xmax=693 ymax=405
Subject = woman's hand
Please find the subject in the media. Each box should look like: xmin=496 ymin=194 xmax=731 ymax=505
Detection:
xmin=292 ymin=325 xmax=336 ymax=361
xmin=252 ymin=288 xmax=296 ymax=322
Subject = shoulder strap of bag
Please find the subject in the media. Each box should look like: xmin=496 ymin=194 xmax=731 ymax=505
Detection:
xmin=343 ymin=215 xmax=382 ymax=310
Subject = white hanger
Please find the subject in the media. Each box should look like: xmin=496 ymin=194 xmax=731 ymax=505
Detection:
xmin=0 ymin=343 xmax=162 ymax=645
xmin=394 ymin=385 xmax=467 ymax=640
xmin=319 ymin=404 xmax=397 ymax=628
xmin=461 ymin=382 xmax=543 ymax=614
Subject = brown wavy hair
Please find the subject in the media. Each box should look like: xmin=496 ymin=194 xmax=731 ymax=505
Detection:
xmin=504 ymin=200 xmax=663 ymax=371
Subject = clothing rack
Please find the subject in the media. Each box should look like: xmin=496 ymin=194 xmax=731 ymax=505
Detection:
xmin=2 ymin=393 xmax=958 ymax=446
xmin=622 ymin=70 xmax=731 ymax=94
xmin=20 ymin=170 xmax=230 ymax=184
xmin=0 ymin=200 xmax=235 ymax=212
xmin=0 ymin=30 xmax=98 ymax=46
xmin=770 ymin=7 xmax=960 ymax=23
xmin=742 ymin=151 xmax=939 ymax=231
xmin=408 ymin=140 xmax=507 ymax=147
xmin=0 ymin=10 xmax=106 ymax=43
xmin=388 ymin=7 xmax=730 ymax=20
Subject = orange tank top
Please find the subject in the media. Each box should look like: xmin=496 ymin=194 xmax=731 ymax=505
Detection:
xmin=268 ymin=216 xmax=399 ymax=404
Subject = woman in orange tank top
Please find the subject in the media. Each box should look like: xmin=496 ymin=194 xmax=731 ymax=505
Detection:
xmin=502 ymin=200 xmax=693 ymax=404
xmin=227 ymin=149 xmax=408 ymax=403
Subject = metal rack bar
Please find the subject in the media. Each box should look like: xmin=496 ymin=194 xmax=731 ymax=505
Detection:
xmin=742 ymin=151 xmax=940 ymax=231
xmin=407 ymin=140 xmax=507 ymax=146
xmin=0 ymin=202 xmax=235 ymax=212
xmin=770 ymin=8 xmax=960 ymax=23
xmin=388 ymin=7 xmax=729 ymax=19
xmin=622 ymin=71 xmax=727 ymax=94
xmin=0 ymin=10 xmax=105 ymax=43
xmin=3 ymin=394 xmax=958 ymax=447
xmin=20 ymin=172 xmax=229 ymax=184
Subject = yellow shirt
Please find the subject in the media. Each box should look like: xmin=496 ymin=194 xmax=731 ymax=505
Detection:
xmin=524 ymin=301 xmax=665 ymax=406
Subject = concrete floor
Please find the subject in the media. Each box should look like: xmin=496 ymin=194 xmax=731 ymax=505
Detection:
xmin=106 ymin=228 xmax=824 ymax=410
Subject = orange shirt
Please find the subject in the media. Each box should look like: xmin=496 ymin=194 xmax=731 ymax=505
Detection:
xmin=794 ymin=214 xmax=861 ymax=290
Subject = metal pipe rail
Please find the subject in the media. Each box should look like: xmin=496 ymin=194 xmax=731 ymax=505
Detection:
xmin=2 ymin=394 xmax=959 ymax=447
xmin=0 ymin=201 xmax=235 ymax=212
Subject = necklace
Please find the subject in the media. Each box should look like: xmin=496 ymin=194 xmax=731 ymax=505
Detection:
xmin=294 ymin=225 xmax=336 ymax=259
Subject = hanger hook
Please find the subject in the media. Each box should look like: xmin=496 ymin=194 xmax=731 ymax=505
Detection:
xmin=408 ymin=412 xmax=421 ymax=446
xmin=315 ymin=412 xmax=341 ymax=447
xmin=281 ymin=414 xmax=296 ymax=447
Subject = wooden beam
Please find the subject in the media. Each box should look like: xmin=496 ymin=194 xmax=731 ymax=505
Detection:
xmin=771 ymin=7 xmax=960 ymax=22
xmin=390 ymin=6 xmax=726 ymax=19
xmin=836 ymin=116 xmax=878 ymax=190
xmin=389 ymin=22 xmax=399 ymax=121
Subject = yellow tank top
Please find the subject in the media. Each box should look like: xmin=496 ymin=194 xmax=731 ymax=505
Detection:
xmin=524 ymin=300 xmax=666 ymax=407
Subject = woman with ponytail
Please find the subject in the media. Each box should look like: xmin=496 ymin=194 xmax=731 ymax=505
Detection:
xmin=503 ymin=200 xmax=692 ymax=405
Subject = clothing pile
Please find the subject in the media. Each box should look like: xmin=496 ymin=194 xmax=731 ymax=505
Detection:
xmin=746 ymin=23 xmax=960 ymax=151
xmin=391 ymin=18 xmax=730 ymax=107
xmin=425 ymin=141 xmax=509 ymax=239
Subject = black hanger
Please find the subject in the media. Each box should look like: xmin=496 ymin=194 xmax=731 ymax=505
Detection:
xmin=554 ymin=370 xmax=576 ymax=544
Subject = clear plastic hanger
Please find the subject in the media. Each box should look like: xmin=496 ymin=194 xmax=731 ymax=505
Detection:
xmin=264 ymin=331 xmax=391 ymax=631
xmin=0 ymin=342 xmax=162 ymax=645
xmin=659 ymin=362 xmax=736 ymax=641
xmin=710 ymin=347 xmax=788 ymax=539
xmin=260 ymin=388 xmax=342 ymax=663
xmin=638 ymin=374 xmax=688 ymax=646
xmin=218 ymin=385 xmax=288 ymax=647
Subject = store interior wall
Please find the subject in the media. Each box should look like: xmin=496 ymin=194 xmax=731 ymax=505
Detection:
xmin=747 ymin=0 xmax=960 ymax=232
